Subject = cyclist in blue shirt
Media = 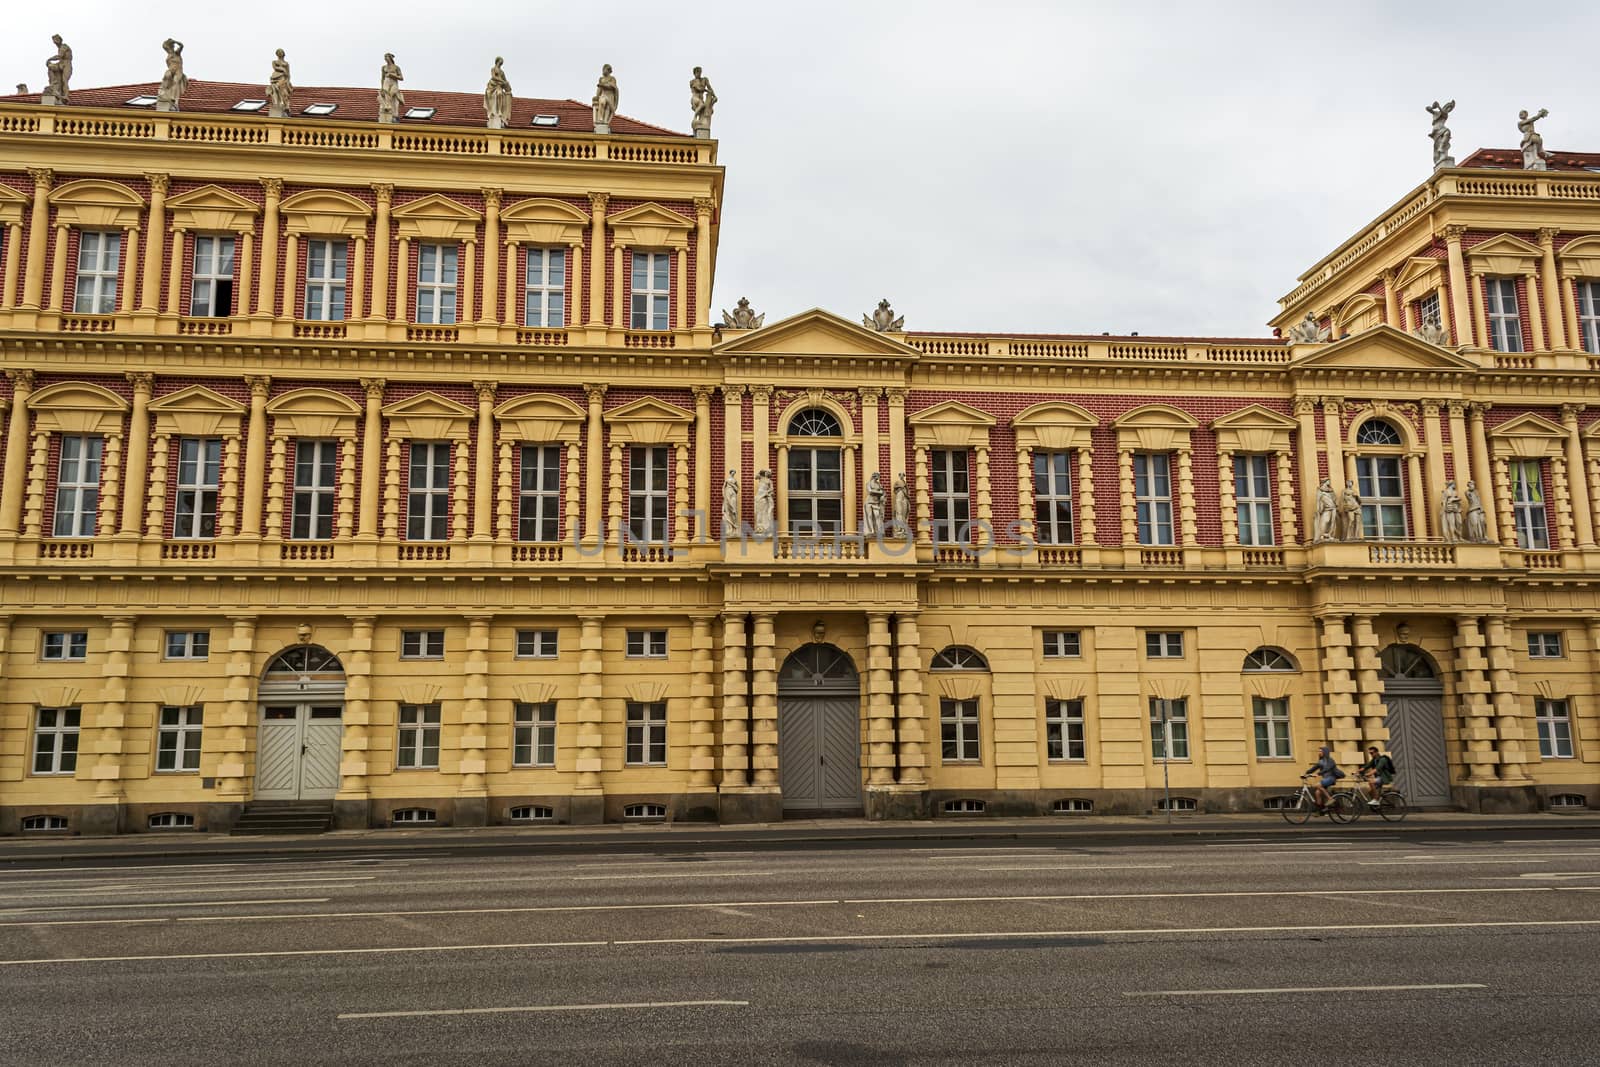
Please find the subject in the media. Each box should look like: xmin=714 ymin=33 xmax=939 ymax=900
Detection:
xmin=1305 ymin=746 xmax=1342 ymax=810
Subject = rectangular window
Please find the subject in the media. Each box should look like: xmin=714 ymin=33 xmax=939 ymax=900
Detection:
xmin=625 ymin=701 xmax=668 ymax=765
xmin=518 ymin=445 xmax=561 ymax=542
xmin=626 ymin=630 xmax=667 ymax=658
xmin=1252 ymin=696 xmax=1292 ymax=759
xmin=1133 ymin=453 xmax=1174 ymax=546
xmin=164 ymin=631 xmax=210 ymax=660
xmin=628 ymin=446 xmax=669 ymax=543
xmin=1145 ymin=631 xmax=1184 ymax=658
xmin=1580 ymin=281 xmax=1600 ymax=355
xmin=190 ymin=235 xmax=236 ymax=317
xmin=32 ymin=707 xmax=81 ymax=775
xmin=291 ymin=440 xmax=337 ymax=540
xmin=629 ymin=251 xmax=670 ymax=331
xmin=1526 ymin=631 xmax=1564 ymax=659
xmin=52 ymin=435 xmax=104 ymax=538
xmin=513 ymin=702 xmax=557 ymax=767
xmin=303 ymin=239 xmax=348 ymax=321
xmin=524 ymin=247 xmax=566 ymax=328
xmin=515 ymin=629 xmax=559 ymax=658
xmin=1233 ymin=454 xmax=1275 ymax=546
xmin=930 ymin=449 xmax=971 ymax=543
xmin=1045 ymin=698 xmax=1086 ymax=761
xmin=73 ymin=231 xmax=121 ymax=314
xmin=1355 ymin=455 xmax=1407 ymax=540
xmin=400 ymin=629 xmax=445 ymax=659
xmin=1032 ymin=451 xmax=1074 ymax=544
xmin=940 ymin=698 xmax=981 ymax=763
xmin=1042 ymin=630 xmax=1081 ymax=658
xmin=407 ymin=442 xmax=450 ymax=541
xmin=396 ymin=703 xmax=441 ymax=769
xmin=1486 ymin=277 xmax=1523 ymax=352
xmin=156 ymin=705 xmax=204 ymax=773
xmin=1415 ymin=290 xmax=1441 ymax=332
xmin=1510 ymin=460 xmax=1549 ymax=551
xmin=1535 ymin=698 xmax=1574 ymax=759
xmin=172 ymin=437 xmax=221 ymax=539
xmin=416 ymin=243 xmax=459 ymax=324
xmin=1150 ymin=697 xmax=1189 ymax=760
xmin=41 ymin=631 xmax=88 ymax=662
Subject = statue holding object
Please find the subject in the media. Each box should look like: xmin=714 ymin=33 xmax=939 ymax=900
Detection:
xmin=1426 ymin=99 xmax=1455 ymax=169
xmin=157 ymin=39 xmax=188 ymax=113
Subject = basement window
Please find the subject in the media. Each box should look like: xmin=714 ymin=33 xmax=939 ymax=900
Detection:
xmin=1156 ymin=796 xmax=1197 ymax=812
xmin=21 ymin=814 xmax=69 ymax=831
xmin=392 ymin=808 xmax=437 ymax=824
xmin=1262 ymin=796 xmax=1295 ymax=810
xmin=531 ymin=114 xmax=559 ymax=127
xmin=1051 ymin=798 xmax=1094 ymax=814
xmin=1550 ymin=794 xmax=1588 ymax=810
xmin=148 ymin=812 xmax=195 ymax=829
xmin=509 ymin=805 xmax=554 ymax=822
xmin=404 ymin=106 xmax=436 ymax=120
xmin=231 ymin=98 xmax=267 ymax=112
xmin=125 ymin=95 xmax=158 ymax=108
xmin=623 ymin=803 xmax=667 ymax=820
xmin=301 ymin=103 xmax=337 ymax=117
xmin=943 ymin=798 xmax=987 ymax=814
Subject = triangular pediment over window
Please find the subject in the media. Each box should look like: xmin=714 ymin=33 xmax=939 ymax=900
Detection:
xmin=166 ymin=184 xmax=260 ymax=234
xmin=604 ymin=396 xmax=693 ymax=446
xmin=1288 ymin=324 xmax=1477 ymax=372
xmin=1393 ymin=255 xmax=1446 ymax=293
xmin=909 ymin=400 xmax=996 ymax=448
xmin=149 ymin=385 xmax=247 ymax=436
xmin=0 ymin=182 xmax=29 ymax=227
xmin=606 ymin=202 xmax=694 ymax=250
xmin=715 ymin=308 xmax=921 ymax=359
xmin=1211 ymin=404 xmax=1299 ymax=454
xmin=1488 ymin=412 xmax=1564 ymax=439
xmin=380 ymin=390 xmax=473 ymax=441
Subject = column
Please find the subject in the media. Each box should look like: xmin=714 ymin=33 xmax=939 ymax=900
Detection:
xmin=382 ymin=440 xmax=401 ymax=540
xmin=472 ymin=382 xmax=495 ymax=542
xmin=1016 ymin=445 xmax=1034 ymax=543
xmin=688 ymin=616 xmax=717 ymax=791
xmin=692 ymin=386 xmax=713 ymax=541
xmin=1381 ymin=269 xmax=1399 ymax=326
xmin=1561 ymin=405 xmax=1595 ymax=547
xmin=279 ymin=232 xmax=299 ymax=323
xmin=495 ymin=439 xmax=513 ymax=541
xmin=843 ymin=445 xmax=859 ymax=536
xmin=568 ymin=240 xmax=583 ymax=328
xmin=1116 ymin=447 xmax=1135 ymax=546
xmin=1561 ymin=267 xmax=1583 ymax=351
xmin=393 ymin=237 xmax=410 ymax=325
xmin=866 ymin=612 xmax=897 ymax=786
xmin=238 ymin=376 xmax=269 ymax=539
xmin=1349 ymin=615 xmax=1385 ymax=753
xmin=1406 ymin=453 xmax=1429 ymax=539
xmin=1467 ymin=403 xmax=1499 ymax=543
xmin=606 ymin=443 xmax=623 ymax=541
xmin=254 ymin=178 xmax=281 ymax=317
xmin=674 ymin=246 xmax=688 ymax=331
xmin=1539 ymin=229 xmax=1566 ymax=348
xmin=337 ymin=615 xmax=375 ymax=814
xmin=358 ymin=379 xmax=384 ymax=540
xmin=336 ymin=436 xmax=356 ymax=539
xmin=886 ymin=388 xmax=908 ymax=489
xmin=1524 ymin=270 xmax=1547 ymax=352
xmin=611 ymin=244 xmax=624 ymax=327
xmin=1218 ymin=447 xmax=1238 ymax=546
xmin=719 ymin=613 xmax=749 ymax=788
xmin=1421 ymin=401 xmax=1447 ymax=537
xmin=118 ymin=373 xmax=153 ymax=538
xmin=563 ymin=440 xmax=581 ymax=543
xmin=164 ymin=227 xmax=186 ymax=317
xmin=370 ymin=184 xmax=392 ymax=323
xmin=673 ymin=442 xmax=690 ymax=544
xmin=22 ymin=421 xmax=47 ymax=537
xmin=749 ymin=613 xmax=778 ymax=788
xmin=586 ymin=192 xmax=607 ymax=326
xmin=583 ymin=384 xmax=606 ymax=545
xmin=1316 ymin=615 xmax=1362 ymax=766
xmin=575 ymin=615 xmax=605 ymax=797
xmin=1484 ymin=616 xmax=1532 ymax=783
xmin=1443 ymin=225 xmax=1473 ymax=346
xmin=1321 ymin=398 xmax=1345 ymax=494
xmin=219 ymin=434 xmax=241 ymax=538
xmin=450 ymin=438 xmax=470 ymax=540
xmin=1292 ymin=397 xmax=1320 ymax=542
xmin=749 ymin=385 xmax=771 ymax=477
xmin=1551 ymin=454 xmax=1576 ymax=550
xmin=461 ymin=239 xmax=477 ymax=324
xmin=45 ymin=221 xmax=68 ymax=312
xmin=118 ymin=226 xmax=140 ymax=314
xmin=1469 ymin=267 xmax=1490 ymax=351
xmin=693 ymin=198 xmax=713 ymax=330
xmin=21 ymin=169 xmax=51 ymax=310
xmin=92 ymin=616 xmax=137 ymax=803
xmin=0 ymin=370 xmax=34 ymax=535
xmin=479 ymin=189 xmax=500 ymax=326
xmin=215 ymin=616 xmax=257 ymax=801
xmin=0 ymin=221 xmax=22 ymax=310
xmin=458 ymin=615 xmax=491 ymax=804
xmin=263 ymin=432 xmax=286 ymax=544
xmin=1453 ymin=616 xmax=1499 ymax=784
xmin=895 ymin=612 xmax=926 ymax=786
xmin=915 ymin=444 xmax=933 ymax=547
xmin=860 ymin=388 xmax=882 ymax=484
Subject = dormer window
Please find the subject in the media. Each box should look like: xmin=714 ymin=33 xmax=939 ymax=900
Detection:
xmin=404 ymin=106 xmax=436 ymax=120
xmin=301 ymin=103 xmax=337 ymax=117
xmin=531 ymin=114 xmax=559 ymax=127
xmin=231 ymin=99 xmax=267 ymax=112
xmin=125 ymin=95 xmax=158 ymax=108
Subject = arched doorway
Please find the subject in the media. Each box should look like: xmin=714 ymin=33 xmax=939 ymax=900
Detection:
xmin=255 ymin=645 xmax=347 ymax=801
xmin=1378 ymin=644 xmax=1451 ymax=807
xmin=777 ymin=644 xmax=861 ymax=814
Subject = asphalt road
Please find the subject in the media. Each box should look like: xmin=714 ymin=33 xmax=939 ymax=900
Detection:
xmin=2 ymin=826 xmax=1599 ymax=1066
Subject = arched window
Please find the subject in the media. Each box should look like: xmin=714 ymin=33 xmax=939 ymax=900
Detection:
xmin=789 ymin=409 xmax=841 ymax=437
xmin=1353 ymin=418 xmax=1407 ymax=540
xmin=1242 ymin=647 xmax=1297 ymax=672
xmin=1355 ymin=419 xmax=1403 ymax=446
xmin=930 ymin=646 xmax=989 ymax=671
xmin=787 ymin=408 xmax=843 ymax=534
xmin=263 ymin=645 xmax=344 ymax=676
xmin=1379 ymin=644 xmax=1438 ymax=680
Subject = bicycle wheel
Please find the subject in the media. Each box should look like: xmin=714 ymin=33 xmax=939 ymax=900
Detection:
xmin=1282 ymin=792 xmax=1313 ymax=825
xmin=1327 ymin=792 xmax=1359 ymax=825
xmin=1377 ymin=792 xmax=1408 ymax=822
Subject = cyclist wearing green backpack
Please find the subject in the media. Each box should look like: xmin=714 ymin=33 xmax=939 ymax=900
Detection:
xmin=1357 ymin=746 xmax=1397 ymax=807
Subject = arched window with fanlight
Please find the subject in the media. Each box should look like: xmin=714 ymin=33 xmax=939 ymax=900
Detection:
xmin=1242 ymin=647 xmax=1297 ymax=673
xmin=1353 ymin=418 xmax=1408 ymax=540
xmin=1243 ymin=646 xmax=1298 ymax=759
xmin=931 ymin=646 xmax=988 ymax=764
xmin=787 ymin=408 xmax=844 ymax=535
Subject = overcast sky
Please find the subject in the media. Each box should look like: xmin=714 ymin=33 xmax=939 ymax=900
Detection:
xmin=5 ymin=1 xmax=1598 ymax=338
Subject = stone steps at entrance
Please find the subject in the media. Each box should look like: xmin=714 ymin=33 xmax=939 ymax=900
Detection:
xmin=231 ymin=801 xmax=334 ymax=835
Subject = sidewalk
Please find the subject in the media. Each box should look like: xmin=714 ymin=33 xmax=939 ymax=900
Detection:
xmin=3 ymin=811 xmax=1599 ymax=863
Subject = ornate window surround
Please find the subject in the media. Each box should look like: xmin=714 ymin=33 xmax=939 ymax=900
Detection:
xmin=1112 ymin=405 xmax=1198 ymax=550
xmin=1012 ymin=401 xmax=1098 ymax=547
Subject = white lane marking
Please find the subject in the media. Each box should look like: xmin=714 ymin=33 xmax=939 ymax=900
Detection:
xmin=570 ymin=872 xmax=774 ymax=881
xmin=841 ymin=887 xmax=1555 ymax=904
xmin=0 ymin=898 xmax=329 ymax=915
xmin=1124 ymin=983 xmax=1486 ymax=997
xmin=1359 ymin=859 xmax=1551 ymax=866
xmin=907 ymin=847 xmax=1058 ymax=853
xmin=977 ymin=865 xmax=1173 ymax=872
xmin=0 ymin=863 xmax=251 ymax=876
xmin=2 ymin=882 xmax=369 ymax=900
xmin=0 ymin=941 xmax=608 ymax=966
xmin=1515 ymin=873 xmax=1600 ymax=879
xmin=338 ymin=1000 xmax=749 ymax=1020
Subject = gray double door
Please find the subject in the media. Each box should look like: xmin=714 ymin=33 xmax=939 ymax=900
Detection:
xmin=1381 ymin=689 xmax=1452 ymax=808
xmin=778 ymin=695 xmax=862 ymax=812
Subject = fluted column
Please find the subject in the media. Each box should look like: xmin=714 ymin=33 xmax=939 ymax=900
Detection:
xmin=21 ymin=169 xmax=52 ymax=310
xmin=750 ymin=613 xmax=779 ymax=788
xmin=688 ymin=615 xmax=717 ymax=790
xmin=583 ymin=384 xmax=606 ymax=545
xmin=895 ymin=612 xmax=926 ymax=786
xmin=1443 ymin=225 xmax=1472 ymax=345
xmin=370 ymin=184 xmax=392 ymax=324
xmin=254 ymin=178 xmax=281 ymax=317
xmin=479 ymin=189 xmax=500 ymax=326
xmin=1467 ymin=403 xmax=1499 ymax=543
xmin=719 ymin=613 xmax=749 ymax=788
xmin=1454 ymin=616 xmax=1499 ymax=784
xmin=575 ymin=615 xmax=605 ymax=795
xmin=1561 ymin=405 xmax=1594 ymax=547
xmin=118 ymin=373 xmax=154 ymax=537
xmin=0 ymin=370 xmax=34 ymax=535
xmin=239 ymin=376 xmax=270 ymax=540
xmin=215 ymin=616 xmax=257 ymax=800
xmin=586 ymin=192 xmax=608 ymax=326
xmin=693 ymin=197 xmax=713 ymax=329
xmin=472 ymin=381 xmax=495 ymax=542
xmin=1484 ymin=616 xmax=1531 ymax=783
xmin=358 ymin=378 xmax=384 ymax=540
xmin=866 ymin=612 xmax=897 ymax=786
xmin=692 ymin=385 xmax=713 ymax=541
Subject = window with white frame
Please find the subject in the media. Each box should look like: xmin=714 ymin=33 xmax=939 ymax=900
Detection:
xmin=1535 ymin=698 xmax=1574 ymax=759
xmin=1234 ymin=454 xmax=1275 ymax=546
xmin=396 ymin=703 xmax=441 ymax=769
xmin=32 ymin=707 xmax=80 ymax=775
xmin=628 ymin=446 xmax=669 ymax=543
xmin=1510 ymin=460 xmax=1549 ymax=550
xmin=1033 ymin=451 xmax=1074 ymax=544
xmin=1485 ymin=277 xmax=1523 ymax=352
xmin=1242 ymin=647 xmax=1297 ymax=672
xmin=513 ymin=701 xmax=557 ymax=767
xmin=407 ymin=442 xmax=450 ymax=541
xmin=52 ymin=435 xmax=103 ymax=537
xmin=172 ymin=437 xmax=221 ymax=539
xmin=524 ymin=247 xmax=565 ymax=327
xmin=1580 ymin=281 xmax=1600 ymax=355
xmin=303 ymin=239 xmax=347 ymax=321
xmin=1045 ymin=698 xmax=1085 ymax=761
xmin=1527 ymin=632 xmax=1564 ymax=658
xmin=519 ymin=445 xmax=561 ymax=542
xmin=156 ymin=705 xmax=204 ymax=773
xmin=416 ymin=243 xmax=459 ymax=324
xmin=1042 ymin=630 xmax=1081 ymax=658
xmin=1145 ymin=631 xmax=1184 ymax=658
xmin=1252 ymin=696 xmax=1292 ymax=759
xmin=1150 ymin=697 xmax=1189 ymax=760
xmin=400 ymin=629 xmax=445 ymax=659
xmin=164 ymin=630 xmax=209 ymax=660
xmin=190 ymin=235 xmax=235 ymax=317
xmin=1415 ymin=290 xmax=1441 ymax=333
xmin=626 ymin=629 xmax=667 ymax=658
xmin=940 ymin=697 xmax=981 ymax=763
xmin=931 ymin=646 xmax=989 ymax=671
xmin=73 ymin=231 xmax=121 ymax=314
xmin=930 ymin=449 xmax=971 ymax=543
xmin=1133 ymin=452 xmax=1174 ymax=546
xmin=41 ymin=631 xmax=88 ymax=661
xmin=291 ymin=440 xmax=337 ymax=540
xmin=625 ymin=701 xmax=668 ymax=765
xmin=515 ymin=629 xmax=559 ymax=658
xmin=629 ymin=251 xmax=670 ymax=331
xmin=1354 ymin=454 xmax=1406 ymax=541
xmin=787 ymin=409 xmax=843 ymax=535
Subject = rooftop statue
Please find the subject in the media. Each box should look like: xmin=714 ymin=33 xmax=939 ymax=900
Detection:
xmin=485 ymin=57 xmax=512 ymax=130
xmin=593 ymin=63 xmax=618 ymax=134
xmin=378 ymin=53 xmax=404 ymax=124
xmin=267 ymin=49 xmax=293 ymax=118
xmin=1426 ymin=99 xmax=1455 ymax=169
xmin=43 ymin=34 xmax=72 ymax=105
xmin=690 ymin=66 xmax=717 ymax=139
xmin=1286 ymin=311 xmax=1327 ymax=344
xmin=1519 ymin=108 xmax=1550 ymax=171
xmin=156 ymin=39 xmax=188 ymax=112
xmin=864 ymin=299 xmax=904 ymax=332
xmin=1414 ymin=309 xmax=1450 ymax=347
xmin=721 ymin=297 xmax=764 ymax=330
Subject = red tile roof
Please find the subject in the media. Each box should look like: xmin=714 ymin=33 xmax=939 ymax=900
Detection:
xmin=1459 ymin=148 xmax=1600 ymax=172
xmin=0 ymin=79 xmax=687 ymax=137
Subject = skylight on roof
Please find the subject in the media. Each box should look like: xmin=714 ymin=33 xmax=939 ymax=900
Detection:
xmin=531 ymin=114 xmax=559 ymax=127
xmin=125 ymin=94 xmax=159 ymax=108
xmin=232 ymin=99 xmax=266 ymax=112
xmin=301 ymin=103 xmax=337 ymax=116
xmin=404 ymin=106 xmax=436 ymax=120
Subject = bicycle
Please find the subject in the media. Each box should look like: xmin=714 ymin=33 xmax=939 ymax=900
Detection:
xmin=1343 ymin=776 xmax=1409 ymax=822
xmin=1280 ymin=774 xmax=1357 ymax=825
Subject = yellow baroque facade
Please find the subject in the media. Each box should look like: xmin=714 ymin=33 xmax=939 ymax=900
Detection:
xmin=0 ymin=80 xmax=1597 ymax=835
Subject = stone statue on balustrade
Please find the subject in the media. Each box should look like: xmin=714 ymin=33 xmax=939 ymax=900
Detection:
xmin=1287 ymin=311 xmax=1328 ymax=344
xmin=864 ymin=472 xmax=886 ymax=537
xmin=721 ymin=297 xmax=764 ymax=330
xmin=722 ymin=469 xmax=740 ymax=538
xmin=892 ymin=472 xmax=910 ymax=529
xmin=753 ymin=469 xmax=775 ymax=535
xmin=1313 ymin=478 xmax=1338 ymax=542
xmin=864 ymin=299 xmax=904 ymax=332
xmin=1465 ymin=481 xmax=1490 ymax=543
xmin=43 ymin=35 xmax=73 ymax=105
xmin=1426 ymin=99 xmax=1456 ymax=169
xmin=378 ymin=53 xmax=404 ymax=124
xmin=157 ymin=39 xmax=188 ymax=112
xmin=1519 ymin=108 xmax=1550 ymax=171
xmin=1414 ymin=309 xmax=1450 ymax=347
xmin=592 ymin=64 xmax=619 ymax=134
xmin=1338 ymin=480 xmax=1364 ymax=542
xmin=1440 ymin=480 xmax=1464 ymax=543
xmin=689 ymin=66 xmax=717 ymax=139
xmin=484 ymin=57 xmax=512 ymax=129
xmin=268 ymin=49 xmax=293 ymax=118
